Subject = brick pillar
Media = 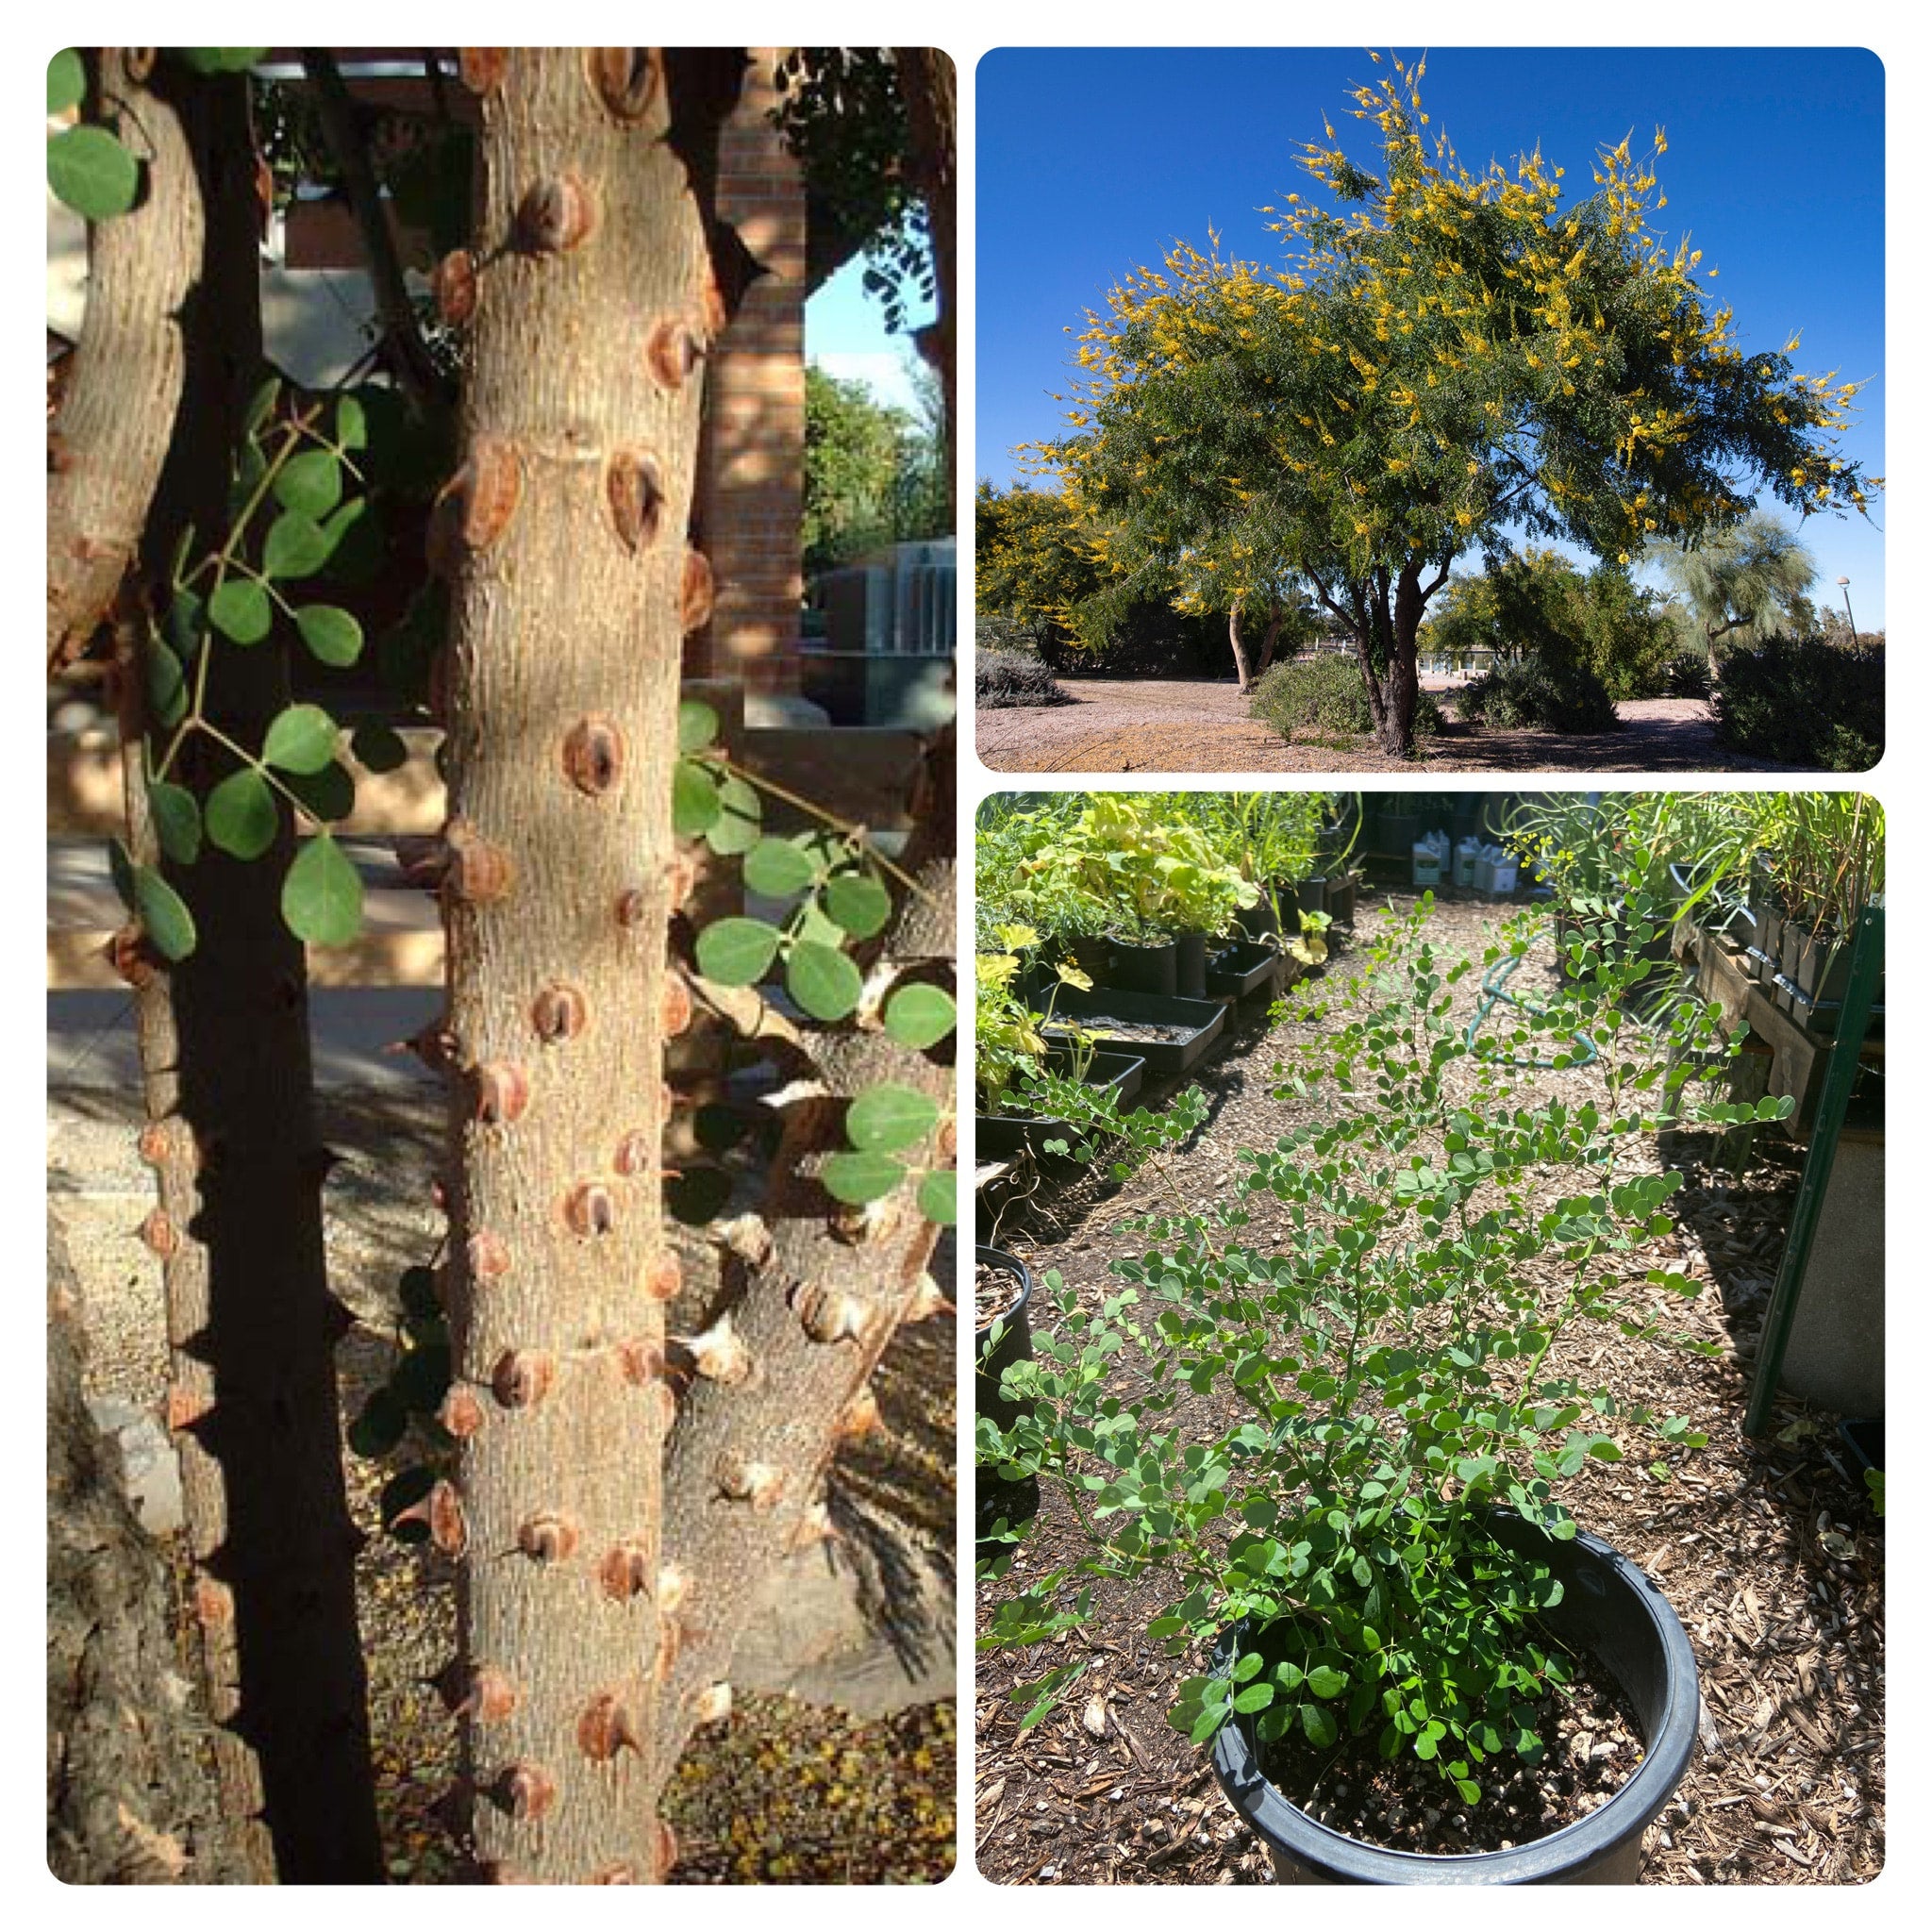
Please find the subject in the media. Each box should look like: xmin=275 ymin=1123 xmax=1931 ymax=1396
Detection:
xmin=692 ymin=49 xmax=806 ymax=703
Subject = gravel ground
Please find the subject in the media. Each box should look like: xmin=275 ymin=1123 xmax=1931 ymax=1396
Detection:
xmin=48 ymin=1077 xmax=957 ymax=1885
xmin=974 ymin=896 xmax=1883 ymax=1885
xmin=974 ymin=679 xmax=1795 ymax=774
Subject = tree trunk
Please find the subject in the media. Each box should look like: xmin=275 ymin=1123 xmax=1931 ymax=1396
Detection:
xmin=47 ymin=1213 xmax=248 ymax=1885
xmin=1256 ymin=613 xmax=1284 ymax=681
xmin=111 ymin=61 xmax=382 ymax=1884
xmin=437 ymin=48 xmax=732 ymax=1884
xmin=1227 ymin=602 xmax=1255 ymax=691
xmin=893 ymin=49 xmax=956 ymax=519
xmin=653 ymin=724 xmax=957 ymax=1789
xmin=1373 ymin=562 xmax=1427 ymax=756
xmin=47 ymin=50 xmax=198 ymax=672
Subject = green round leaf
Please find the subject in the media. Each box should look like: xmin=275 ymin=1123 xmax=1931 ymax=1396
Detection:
xmin=694 ymin=916 xmax=782 ymax=987
xmin=350 ymin=722 xmax=409 ymax=774
xmin=347 ymin=1389 xmax=408 ymax=1459
xmin=274 ymin=449 xmax=343 ymax=520
xmin=884 ymin=983 xmax=957 ymax=1049
xmin=703 ymin=774 xmax=761 ymax=856
xmin=208 ymin=576 xmax=272 ymax=644
xmin=145 ymin=638 xmax=187 ymax=727
xmin=164 ymin=587 xmax=204 ymax=658
xmin=175 ymin=48 xmax=268 ymax=74
xmin=1306 ymin=1664 xmax=1349 ymax=1699
xmin=678 ymin=699 xmax=720 ymax=753
xmin=295 ymin=605 xmax=364 ymax=666
xmin=47 ymin=49 xmax=85 ymax=114
xmin=1232 ymin=1683 xmax=1275 ymax=1714
xmin=282 ymin=760 xmax=356 ymax=824
xmin=787 ymin=941 xmax=863 ymax=1022
xmin=822 ymin=1150 xmax=905 ymax=1206
xmin=282 ymin=832 xmax=363 ymax=947
xmin=391 ymin=1339 xmax=452 ymax=1414
xmin=261 ymin=703 xmax=340 ymax=774
xmin=336 ymin=393 xmax=368 ymax=451
xmin=244 ymin=374 xmax=281 ymax=439
xmin=398 ymin=1266 xmax=441 ymax=1321
xmin=1301 ymin=1703 xmax=1339 ymax=1749
xmin=845 ymin=1083 xmax=941 ymax=1154
xmin=824 ymin=870 xmax=892 ymax=938
xmin=147 ymin=781 xmax=201 ymax=866
xmin=204 ymin=768 xmax=278 ymax=860
xmin=48 ymin=124 xmax=140 ymax=221
xmin=917 ymin=1169 xmax=958 ymax=1225
xmin=666 ymin=1166 xmax=734 ymax=1225
xmin=743 ymin=837 xmax=819 ymax=898
xmin=133 ymin=863 xmax=196 ymax=962
xmin=672 ymin=759 xmax=721 ymax=836
xmin=261 ymin=509 xmax=331 ymax=580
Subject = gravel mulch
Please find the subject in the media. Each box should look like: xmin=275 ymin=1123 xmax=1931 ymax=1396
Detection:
xmin=974 ymin=895 xmax=1883 ymax=1885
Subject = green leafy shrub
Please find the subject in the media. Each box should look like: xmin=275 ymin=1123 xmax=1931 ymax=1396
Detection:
xmin=978 ymin=893 xmax=1791 ymax=1809
xmin=977 ymin=649 xmax=1070 ymax=709
xmin=1458 ymin=655 xmax=1620 ymax=733
xmin=1712 ymin=636 xmax=1882 ymax=771
xmin=1252 ymin=654 xmax=1441 ymax=741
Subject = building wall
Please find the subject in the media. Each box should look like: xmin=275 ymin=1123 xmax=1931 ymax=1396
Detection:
xmin=694 ymin=48 xmax=807 ymax=701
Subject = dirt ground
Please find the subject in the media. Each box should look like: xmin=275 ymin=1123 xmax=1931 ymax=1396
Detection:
xmin=974 ymin=896 xmax=1883 ymax=1886
xmin=974 ymin=678 xmax=1792 ymax=775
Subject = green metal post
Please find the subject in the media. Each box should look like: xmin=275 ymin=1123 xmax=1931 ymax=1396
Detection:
xmin=1743 ymin=901 xmax=1885 ymax=1435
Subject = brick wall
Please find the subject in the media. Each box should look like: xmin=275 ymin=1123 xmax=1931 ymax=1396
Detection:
xmin=692 ymin=48 xmax=807 ymax=701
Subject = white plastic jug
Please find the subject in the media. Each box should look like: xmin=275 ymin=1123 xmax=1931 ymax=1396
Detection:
xmin=1412 ymin=831 xmax=1444 ymax=888
xmin=1455 ymin=836 xmax=1481 ymax=888
xmin=1488 ymin=845 xmax=1519 ymax=893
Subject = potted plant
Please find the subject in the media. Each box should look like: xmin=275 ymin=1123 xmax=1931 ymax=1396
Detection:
xmin=979 ymin=896 xmax=1788 ymax=1883
xmin=975 ymin=1245 xmax=1039 ymax=1539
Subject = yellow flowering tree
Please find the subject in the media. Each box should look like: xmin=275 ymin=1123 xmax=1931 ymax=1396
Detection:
xmin=1035 ymin=56 xmax=1876 ymax=754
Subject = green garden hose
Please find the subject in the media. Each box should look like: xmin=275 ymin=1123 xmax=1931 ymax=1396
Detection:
xmin=1465 ymin=949 xmax=1598 ymax=1068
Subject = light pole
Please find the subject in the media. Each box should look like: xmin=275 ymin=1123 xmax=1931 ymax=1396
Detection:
xmin=1836 ymin=575 xmax=1857 ymax=640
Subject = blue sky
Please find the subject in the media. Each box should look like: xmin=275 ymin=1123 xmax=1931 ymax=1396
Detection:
xmin=977 ymin=46 xmax=1886 ymax=625
xmin=807 ymin=254 xmax=936 ymax=416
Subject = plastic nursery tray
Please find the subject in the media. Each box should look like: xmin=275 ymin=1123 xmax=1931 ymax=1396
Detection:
xmin=976 ymin=1050 xmax=1149 ymax=1160
xmin=1041 ymin=986 xmax=1226 ymax=1074
xmin=1206 ymin=940 xmax=1280 ymax=999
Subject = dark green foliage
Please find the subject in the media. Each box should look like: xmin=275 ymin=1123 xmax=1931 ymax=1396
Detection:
xmin=1660 ymin=651 xmax=1713 ymax=700
xmin=1712 ymin=637 xmax=1882 ymax=771
xmin=1458 ymin=656 xmax=1620 ymax=734
xmin=977 ymin=650 xmax=1070 ymax=709
xmin=804 ymin=366 xmax=945 ymax=572
xmin=1252 ymin=654 xmax=1441 ymax=741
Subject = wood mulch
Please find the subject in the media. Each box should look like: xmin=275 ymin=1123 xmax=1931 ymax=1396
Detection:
xmin=974 ymin=895 xmax=1883 ymax=1885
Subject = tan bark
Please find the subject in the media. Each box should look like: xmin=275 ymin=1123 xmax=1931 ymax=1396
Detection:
xmin=47 ymin=50 xmax=199 ymax=671
xmin=654 ymin=725 xmax=957 ymax=1789
xmin=439 ymin=48 xmax=720 ymax=1884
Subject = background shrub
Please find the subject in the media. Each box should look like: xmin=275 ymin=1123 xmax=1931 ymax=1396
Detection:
xmin=1251 ymin=652 xmax=1441 ymax=740
xmin=1659 ymin=650 xmax=1714 ymax=700
xmin=1457 ymin=654 xmax=1620 ymax=732
xmin=976 ymin=648 xmax=1071 ymax=708
xmin=1712 ymin=637 xmax=1882 ymax=770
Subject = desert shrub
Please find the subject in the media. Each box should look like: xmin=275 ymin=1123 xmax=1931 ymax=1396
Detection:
xmin=1251 ymin=652 xmax=1441 ymax=740
xmin=1659 ymin=650 xmax=1713 ymax=700
xmin=1712 ymin=636 xmax=1882 ymax=770
xmin=976 ymin=649 xmax=1071 ymax=708
xmin=1457 ymin=654 xmax=1620 ymax=732
xmin=1039 ymin=597 xmax=1229 ymax=676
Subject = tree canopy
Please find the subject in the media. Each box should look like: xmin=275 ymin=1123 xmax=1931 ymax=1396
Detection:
xmin=1645 ymin=508 xmax=1818 ymax=653
xmin=1032 ymin=54 xmax=1876 ymax=750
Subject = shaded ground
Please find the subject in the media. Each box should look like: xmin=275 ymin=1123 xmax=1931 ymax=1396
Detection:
xmin=49 ymin=1078 xmax=957 ymax=1886
xmin=975 ymin=678 xmax=1793 ymax=774
xmin=975 ymin=896 xmax=1883 ymax=1886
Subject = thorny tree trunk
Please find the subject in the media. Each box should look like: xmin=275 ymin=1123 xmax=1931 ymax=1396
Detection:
xmin=434 ymin=48 xmax=739 ymax=1884
xmin=893 ymin=48 xmax=956 ymax=519
xmin=1375 ymin=562 xmax=1427 ymax=756
xmin=47 ymin=50 xmax=197 ymax=672
xmin=104 ymin=61 xmax=380 ymax=1883
xmin=654 ymin=725 xmax=957 ymax=1790
xmin=1256 ymin=613 xmax=1284 ymax=683
xmin=47 ymin=1213 xmax=246 ymax=1885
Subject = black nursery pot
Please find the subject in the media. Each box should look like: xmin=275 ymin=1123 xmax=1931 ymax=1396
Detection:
xmin=1174 ymin=931 xmax=1209 ymax=1000
xmin=974 ymin=1245 xmax=1035 ymax=1434
xmin=1209 ymin=1515 xmax=1700 ymax=1886
xmin=1237 ymin=893 xmax=1281 ymax=941
xmin=1069 ymin=932 xmax=1112 ymax=982
xmin=1107 ymin=934 xmax=1178 ymax=995
xmin=1326 ymin=874 xmax=1357 ymax=928
xmin=1295 ymin=876 xmax=1329 ymax=919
